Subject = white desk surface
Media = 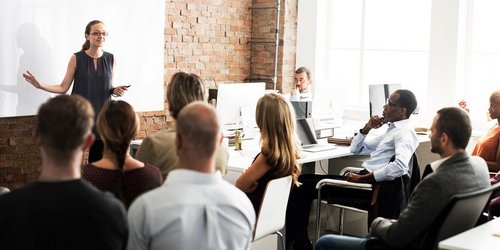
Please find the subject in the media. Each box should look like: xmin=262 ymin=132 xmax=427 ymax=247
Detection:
xmin=227 ymin=138 xmax=352 ymax=172
xmin=227 ymin=133 xmax=430 ymax=172
xmin=438 ymin=217 xmax=500 ymax=250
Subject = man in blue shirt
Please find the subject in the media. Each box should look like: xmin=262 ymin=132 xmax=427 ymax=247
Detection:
xmin=347 ymin=89 xmax=419 ymax=184
xmin=287 ymin=89 xmax=419 ymax=250
xmin=314 ymin=107 xmax=490 ymax=250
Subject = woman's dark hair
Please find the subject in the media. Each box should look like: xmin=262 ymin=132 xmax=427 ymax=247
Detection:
xmin=96 ymin=100 xmax=138 ymax=203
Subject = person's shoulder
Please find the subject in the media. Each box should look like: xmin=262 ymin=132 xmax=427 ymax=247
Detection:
xmin=220 ymin=180 xmax=252 ymax=201
xmin=79 ymin=181 xmax=124 ymax=209
xmin=146 ymin=129 xmax=175 ymax=143
xmin=0 ymin=187 xmax=26 ymax=208
xmin=141 ymin=163 xmax=163 ymax=179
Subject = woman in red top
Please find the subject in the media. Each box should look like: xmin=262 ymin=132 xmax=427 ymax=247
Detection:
xmin=82 ymin=100 xmax=162 ymax=208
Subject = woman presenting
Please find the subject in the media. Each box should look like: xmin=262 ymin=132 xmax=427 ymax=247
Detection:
xmin=24 ymin=20 xmax=129 ymax=162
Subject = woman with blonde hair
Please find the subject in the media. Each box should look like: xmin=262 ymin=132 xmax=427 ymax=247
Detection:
xmin=236 ymin=92 xmax=301 ymax=212
xmin=83 ymin=100 xmax=162 ymax=208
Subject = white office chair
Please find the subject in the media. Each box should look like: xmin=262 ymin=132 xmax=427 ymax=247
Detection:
xmin=253 ymin=175 xmax=293 ymax=250
xmin=315 ymin=154 xmax=420 ymax=241
xmin=315 ymin=168 xmax=372 ymax=240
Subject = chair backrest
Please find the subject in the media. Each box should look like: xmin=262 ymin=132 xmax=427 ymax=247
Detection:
xmin=421 ymin=182 xmax=500 ymax=250
xmin=369 ymin=153 xmax=419 ymax=224
xmin=253 ymin=175 xmax=293 ymax=241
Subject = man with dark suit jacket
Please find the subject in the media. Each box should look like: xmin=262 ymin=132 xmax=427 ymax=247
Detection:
xmin=314 ymin=107 xmax=490 ymax=250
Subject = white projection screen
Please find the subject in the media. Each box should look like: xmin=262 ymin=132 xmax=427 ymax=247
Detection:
xmin=0 ymin=0 xmax=165 ymax=117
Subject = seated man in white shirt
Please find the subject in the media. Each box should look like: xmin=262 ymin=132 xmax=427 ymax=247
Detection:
xmin=290 ymin=67 xmax=313 ymax=101
xmin=127 ymin=102 xmax=256 ymax=250
xmin=287 ymin=89 xmax=419 ymax=250
xmin=314 ymin=107 xmax=490 ymax=250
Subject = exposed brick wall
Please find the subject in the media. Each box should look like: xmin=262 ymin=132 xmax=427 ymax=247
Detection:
xmin=280 ymin=0 xmax=298 ymax=94
xmin=249 ymin=0 xmax=297 ymax=92
xmin=0 ymin=116 xmax=40 ymax=189
xmin=0 ymin=0 xmax=297 ymax=190
xmin=164 ymin=0 xmax=252 ymax=83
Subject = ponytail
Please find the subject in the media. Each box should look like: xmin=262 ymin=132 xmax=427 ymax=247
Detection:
xmin=81 ymin=40 xmax=90 ymax=51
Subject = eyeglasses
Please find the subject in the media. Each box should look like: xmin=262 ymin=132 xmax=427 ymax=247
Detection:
xmin=90 ymin=32 xmax=108 ymax=37
xmin=385 ymin=98 xmax=401 ymax=107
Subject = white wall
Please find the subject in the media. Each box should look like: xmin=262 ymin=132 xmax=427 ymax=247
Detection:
xmin=0 ymin=0 xmax=165 ymax=117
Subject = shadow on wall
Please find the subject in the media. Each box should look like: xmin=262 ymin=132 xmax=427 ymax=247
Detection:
xmin=0 ymin=22 xmax=53 ymax=117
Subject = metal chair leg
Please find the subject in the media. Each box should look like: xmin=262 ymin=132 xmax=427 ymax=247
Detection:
xmin=339 ymin=207 xmax=345 ymax=235
xmin=315 ymin=186 xmax=323 ymax=241
xmin=276 ymin=231 xmax=285 ymax=250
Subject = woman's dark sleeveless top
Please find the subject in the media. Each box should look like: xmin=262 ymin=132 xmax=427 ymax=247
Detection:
xmin=72 ymin=51 xmax=113 ymax=138
xmin=247 ymin=153 xmax=279 ymax=215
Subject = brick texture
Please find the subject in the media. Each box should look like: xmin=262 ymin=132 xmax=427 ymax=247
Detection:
xmin=0 ymin=0 xmax=297 ymax=190
xmin=249 ymin=0 xmax=297 ymax=91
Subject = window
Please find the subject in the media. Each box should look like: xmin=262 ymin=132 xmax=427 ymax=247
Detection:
xmin=298 ymin=0 xmax=499 ymax=128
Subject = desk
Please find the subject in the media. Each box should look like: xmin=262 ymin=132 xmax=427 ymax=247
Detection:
xmin=225 ymin=142 xmax=352 ymax=184
xmin=225 ymin=134 xmax=433 ymax=184
xmin=438 ymin=217 xmax=500 ymax=250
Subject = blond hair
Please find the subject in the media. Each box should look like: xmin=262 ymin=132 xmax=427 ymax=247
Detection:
xmin=256 ymin=93 xmax=301 ymax=185
xmin=167 ymin=72 xmax=206 ymax=119
xmin=490 ymin=90 xmax=500 ymax=104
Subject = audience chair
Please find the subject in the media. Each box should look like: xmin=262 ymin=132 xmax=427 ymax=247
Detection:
xmin=315 ymin=170 xmax=371 ymax=240
xmin=315 ymin=154 xmax=420 ymax=241
xmin=365 ymin=182 xmax=500 ymax=250
xmin=253 ymin=175 xmax=293 ymax=250
xmin=0 ymin=187 xmax=10 ymax=195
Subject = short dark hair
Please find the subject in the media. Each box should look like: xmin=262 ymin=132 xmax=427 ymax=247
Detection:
xmin=295 ymin=67 xmax=312 ymax=80
xmin=36 ymin=95 xmax=94 ymax=164
xmin=435 ymin=107 xmax=471 ymax=149
xmin=395 ymin=89 xmax=417 ymax=118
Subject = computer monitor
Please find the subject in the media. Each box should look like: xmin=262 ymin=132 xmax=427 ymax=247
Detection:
xmin=369 ymin=83 xmax=402 ymax=117
xmin=291 ymin=101 xmax=312 ymax=119
xmin=216 ymin=82 xmax=266 ymax=131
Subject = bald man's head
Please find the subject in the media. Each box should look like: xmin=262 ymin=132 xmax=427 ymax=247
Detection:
xmin=176 ymin=102 xmax=221 ymax=164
